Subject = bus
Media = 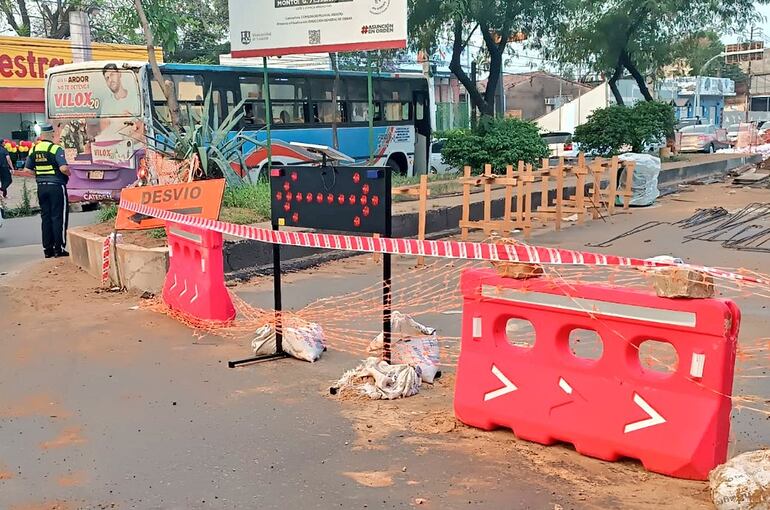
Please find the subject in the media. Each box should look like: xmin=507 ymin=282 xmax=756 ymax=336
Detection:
xmin=45 ymin=61 xmax=431 ymax=202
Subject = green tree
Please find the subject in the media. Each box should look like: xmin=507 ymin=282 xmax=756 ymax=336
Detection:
xmin=93 ymin=0 xmax=229 ymax=63
xmin=670 ymin=31 xmax=748 ymax=83
xmin=336 ymin=49 xmax=407 ymax=72
xmin=548 ymin=0 xmax=763 ymax=105
xmin=573 ymin=102 xmax=674 ymax=155
xmin=441 ymin=118 xmax=549 ymax=171
xmin=0 ymin=0 xmax=86 ymax=38
xmin=409 ymin=0 xmax=567 ymax=118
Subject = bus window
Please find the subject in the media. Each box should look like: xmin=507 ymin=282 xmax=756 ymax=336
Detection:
xmin=415 ymin=100 xmax=425 ymax=121
xmin=243 ymin=102 xmax=266 ymax=126
xmin=240 ymin=78 xmax=263 ymax=100
xmin=380 ymin=80 xmax=410 ymax=101
xmin=350 ymin=102 xmax=370 ymax=122
xmin=272 ymin=103 xmax=307 ymax=124
xmin=384 ymin=102 xmax=411 ymax=121
xmin=151 ymin=74 xmax=205 ymax=126
xmin=314 ymin=102 xmax=346 ymax=123
xmin=349 ymin=102 xmax=381 ymax=122
xmin=344 ymin=76 xmax=369 ymax=100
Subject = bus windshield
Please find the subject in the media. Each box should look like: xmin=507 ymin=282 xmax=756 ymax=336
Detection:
xmin=47 ymin=66 xmax=142 ymax=118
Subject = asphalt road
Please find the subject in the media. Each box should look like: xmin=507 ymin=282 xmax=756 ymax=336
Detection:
xmin=0 ymin=210 xmax=100 ymax=250
xmin=0 ymin=182 xmax=768 ymax=509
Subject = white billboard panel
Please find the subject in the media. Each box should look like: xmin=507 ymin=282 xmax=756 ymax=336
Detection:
xmin=229 ymin=0 xmax=407 ymax=58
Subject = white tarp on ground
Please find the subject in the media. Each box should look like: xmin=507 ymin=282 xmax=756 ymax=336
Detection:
xmin=717 ymin=144 xmax=770 ymax=161
xmin=710 ymin=449 xmax=770 ymax=510
xmin=368 ymin=311 xmax=440 ymax=383
xmin=617 ymin=153 xmax=661 ymax=207
xmin=252 ymin=321 xmax=326 ymax=362
xmin=331 ymin=357 xmax=422 ymax=400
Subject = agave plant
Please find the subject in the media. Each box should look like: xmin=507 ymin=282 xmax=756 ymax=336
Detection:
xmin=146 ymin=88 xmax=266 ymax=186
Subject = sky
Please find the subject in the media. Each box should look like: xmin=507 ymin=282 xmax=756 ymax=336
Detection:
xmin=721 ymin=3 xmax=770 ymax=44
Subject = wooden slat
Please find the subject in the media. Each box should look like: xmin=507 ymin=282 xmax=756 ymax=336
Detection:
xmin=483 ymin=163 xmax=492 ymax=235
xmin=555 ymin=157 xmax=564 ymax=231
xmin=417 ymin=174 xmax=428 ymax=267
xmin=461 ymin=165 xmax=471 ymax=240
xmin=503 ymin=164 xmax=513 ymax=236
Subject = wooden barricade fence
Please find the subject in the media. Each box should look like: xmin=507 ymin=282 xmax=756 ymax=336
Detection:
xmin=459 ymin=153 xmax=637 ymax=241
xmin=391 ymin=175 xmax=430 ymax=266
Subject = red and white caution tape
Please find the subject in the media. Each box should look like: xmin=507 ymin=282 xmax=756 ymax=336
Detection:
xmin=119 ymin=199 xmax=767 ymax=286
xmin=101 ymin=236 xmax=111 ymax=285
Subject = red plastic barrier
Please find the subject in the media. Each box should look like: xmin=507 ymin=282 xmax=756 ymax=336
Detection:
xmin=162 ymin=221 xmax=235 ymax=324
xmin=454 ymin=268 xmax=740 ymax=480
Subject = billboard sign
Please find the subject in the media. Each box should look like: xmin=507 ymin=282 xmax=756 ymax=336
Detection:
xmin=229 ymin=0 xmax=407 ymax=58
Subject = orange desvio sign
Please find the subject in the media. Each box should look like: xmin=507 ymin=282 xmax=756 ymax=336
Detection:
xmin=115 ymin=180 xmax=225 ymax=231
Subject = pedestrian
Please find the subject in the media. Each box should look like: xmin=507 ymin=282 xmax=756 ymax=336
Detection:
xmin=0 ymin=140 xmax=12 ymax=198
xmin=24 ymin=123 xmax=70 ymax=258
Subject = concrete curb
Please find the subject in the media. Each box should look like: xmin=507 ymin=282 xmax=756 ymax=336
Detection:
xmin=68 ymin=227 xmax=169 ymax=293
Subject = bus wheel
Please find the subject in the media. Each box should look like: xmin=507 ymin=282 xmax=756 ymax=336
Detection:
xmin=386 ymin=157 xmax=405 ymax=176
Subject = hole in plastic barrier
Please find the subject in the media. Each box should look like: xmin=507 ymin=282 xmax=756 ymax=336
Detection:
xmin=505 ymin=318 xmax=536 ymax=348
xmin=569 ymin=328 xmax=603 ymax=361
xmin=638 ymin=340 xmax=678 ymax=374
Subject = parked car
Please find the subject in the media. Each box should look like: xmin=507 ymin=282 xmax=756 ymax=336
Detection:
xmin=429 ymin=139 xmax=455 ymax=174
xmin=678 ymin=124 xmax=729 ymax=153
xmin=726 ymin=124 xmax=740 ymax=146
xmin=540 ymin=131 xmax=578 ymax=158
xmin=675 ymin=117 xmax=703 ymax=131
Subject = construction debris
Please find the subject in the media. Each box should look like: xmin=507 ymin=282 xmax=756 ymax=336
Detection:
xmin=330 ymin=357 xmax=422 ymax=400
xmin=368 ymin=311 xmax=440 ymax=383
xmin=252 ymin=322 xmax=326 ymax=362
xmin=709 ymin=449 xmax=770 ymax=510
xmin=652 ymin=267 xmax=715 ymax=299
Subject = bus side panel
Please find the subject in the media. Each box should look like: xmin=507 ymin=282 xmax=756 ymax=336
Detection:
xmin=237 ymin=125 xmax=415 ymax=167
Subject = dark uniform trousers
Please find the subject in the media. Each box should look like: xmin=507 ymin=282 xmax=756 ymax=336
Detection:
xmin=37 ymin=182 xmax=69 ymax=253
xmin=30 ymin=140 xmax=69 ymax=255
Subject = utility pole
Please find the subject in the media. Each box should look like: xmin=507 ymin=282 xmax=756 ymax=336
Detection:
xmin=746 ymin=25 xmax=755 ymax=122
xmin=470 ymin=60 xmax=477 ymax=128
xmin=69 ymin=10 xmax=93 ymax=63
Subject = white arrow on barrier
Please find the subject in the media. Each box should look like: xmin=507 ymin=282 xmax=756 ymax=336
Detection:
xmin=179 ymin=279 xmax=188 ymax=298
xmin=484 ymin=365 xmax=518 ymax=401
xmin=169 ymin=274 xmax=178 ymax=291
xmin=624 ymin=393 xmax=666 ymax=433
xmin=190 ymin=284 xmax=199 ymax=303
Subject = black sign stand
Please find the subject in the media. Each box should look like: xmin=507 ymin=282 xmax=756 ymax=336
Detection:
xmin=229 ymin=166 xmax=392 ymax=368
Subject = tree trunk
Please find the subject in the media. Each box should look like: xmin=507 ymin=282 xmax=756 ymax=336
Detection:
xmin=134 ymin=0 xmax=180 ymax=128
xmin=479 ymin=22 xmax=508 ymax=118
xmin=608 ymin=61 xmax=624 ymax=106
xmin=448 ymin=18 xmax=490 ymax=119
xmin=621 ymin=51 xmax=653 ymax=101
xmin=329 ymin=52 xmax=340 ymax=150
xmin=483 ymin=49 xmax=503 ymax=117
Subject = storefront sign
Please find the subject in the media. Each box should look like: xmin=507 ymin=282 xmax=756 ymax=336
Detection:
xmin=0 ymin=35 xmax=162 ymax=89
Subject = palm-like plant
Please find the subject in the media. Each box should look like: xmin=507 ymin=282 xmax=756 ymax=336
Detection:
xmin=146 ymin=88 xmax=266 ymax=186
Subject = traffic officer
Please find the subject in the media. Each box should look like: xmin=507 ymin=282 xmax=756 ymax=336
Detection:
xmin=24 ymin=123 xmax=71 ymax=258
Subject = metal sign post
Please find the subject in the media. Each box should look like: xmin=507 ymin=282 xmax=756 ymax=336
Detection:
xmin=228 ymin=164 xmax=393 ymax=367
